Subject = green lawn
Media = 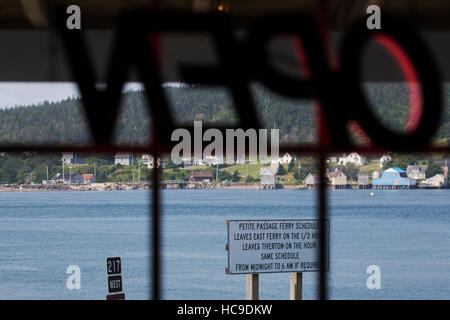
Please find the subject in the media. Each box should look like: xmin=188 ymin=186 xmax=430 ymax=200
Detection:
xmin=222 ymin=163 xmax=265 ymax=179
xmin=360 ymin=160 xmax=380 ymax=175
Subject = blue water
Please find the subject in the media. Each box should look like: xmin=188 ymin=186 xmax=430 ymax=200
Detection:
xmin=0 ymin=189 xmax=449 ymax=300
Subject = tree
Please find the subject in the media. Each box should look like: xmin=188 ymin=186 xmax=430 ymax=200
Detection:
xmin=245 ymin=175 xmax=254 ymax=183
xmin=218 ymin=171 xmax=232 ymax=182
xmin=165 ymin=158 xmax=179 ymax=169
xmin=425 ymin=161 xmax=444 ymax=178
xmin=277 ymin=165 xmax=287 ymax=175
xmin=232 ymin=170 xmax=240 ymax=182
xmin=287 ymin=160 xmax=295 ymax=172
xmin=384 ymin=154 xmax=418 ymax=171
xmin=293 ymin=170 xmax=301 ymax=182
xmin=343 ymin=163 xmax=359 ymax=181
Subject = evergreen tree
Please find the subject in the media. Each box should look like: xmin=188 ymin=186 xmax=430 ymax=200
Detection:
xmin=425 ymin=161 xmax=444 ymax=178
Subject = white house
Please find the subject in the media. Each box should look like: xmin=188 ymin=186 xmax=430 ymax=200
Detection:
xmin=326 ymin=156 xmax=338 ymax=163
xmin=329 ymin=170 xmax=348 ymax=189
xmin=338 ymin=152 xmax=366 ymax=166
xmin=203 ymin=155 xmax=223 ymax=166
xmin=61 ymin=152 xmax=74 ymax=164
xmin=260 ymin=168 xmax=276 ymax=189
xmin=192 ymin=158 xmax=205 ymax=166
xmin=114 ymin=153 xmax=136 ymax=166
xmin=305 ymin=173 xmax=317 ymax=188
xmin=372 ymin=171 xmax=380 ymax=180
xmin=141 ymin=154 xmax=164 ymax=169
xmin=61 ymin=152 xmax=85 ymax=164
xmin=379 ymin=154 xmax=392 ymax=168
xmin=420 ymin=174 xmax=448 ymax=187
xmin=272 ymin=153 xmax=293 ymax=165
xmin=406 ymin=165 xmax=427 ymax=180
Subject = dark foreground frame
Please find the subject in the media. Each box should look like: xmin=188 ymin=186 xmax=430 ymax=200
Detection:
xmin=1 ymin=7 xmax=449 ymax=300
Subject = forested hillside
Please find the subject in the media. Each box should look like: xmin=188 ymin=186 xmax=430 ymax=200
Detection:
xmin=0 ymin=83 xmax=448 ymax=145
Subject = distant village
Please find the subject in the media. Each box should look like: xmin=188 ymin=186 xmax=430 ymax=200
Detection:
xmin=260 ymin=152 xmax=449 ymax=190
xmin=27 ymin=150 xmax=450 ymax=191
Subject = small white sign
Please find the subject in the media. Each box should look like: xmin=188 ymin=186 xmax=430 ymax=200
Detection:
xmin=226 ymin=219 xmax=329 ymax=274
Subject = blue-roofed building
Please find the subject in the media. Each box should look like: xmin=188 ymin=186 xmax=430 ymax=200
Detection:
xmin=372 ymin=168 xmax=417 ymax=189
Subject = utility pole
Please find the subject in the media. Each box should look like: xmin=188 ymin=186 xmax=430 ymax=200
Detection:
xmin=298 ymin=161 xmax=301 ymax=185
xmin=138 ymin=161 xmax=141 ymax=184
xmin=46 ymin=166 xmax=49 ymax=182
xmin=69 ymin=165 xmax=72 ymax=184
xmin=245 ymin=162 xmax=248 ymax=178
xmin=216 ymin=162 xmax=219 ymax=182
xmin=62 ymin=160 xmax=65 ymax=183
xmin=94 ymin=162 xmax=96 ymax=177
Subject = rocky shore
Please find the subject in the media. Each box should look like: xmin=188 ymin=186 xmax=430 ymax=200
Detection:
xmin=0 ymin=182 xmax=304 ymax=192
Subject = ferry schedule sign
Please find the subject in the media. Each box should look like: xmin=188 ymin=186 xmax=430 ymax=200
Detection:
xmin=226 ymin=219 xmax=329 ymax=274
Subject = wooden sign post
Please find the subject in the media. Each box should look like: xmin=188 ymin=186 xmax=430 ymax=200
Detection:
xmin=290 ymin=272 xmax=303 ymax=300
xmin=246 ymin=274 xmax=259 ymax=300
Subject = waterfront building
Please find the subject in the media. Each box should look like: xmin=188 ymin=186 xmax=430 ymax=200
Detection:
xmin=406 ymin=165 xmax=427 ymax=180
xmin=305 ymin=173 xmax=317 ymax=189
xmin=260 ymin=168 xmax=276 ymax=189
xmin=189 ymin=172 xmax=214 ymax=182
xmin=81 ymin=174 xmax=96 ymax=184
xmin=357 ymin=174 xmax=371 ymax=189
xmin=54 ymin=173 xmax=84 ymax=184
xmin=329 ymin=169 xmax=348 ymax=189
xmin=419 ymin=174 xmax=448 ymax=188
xmin=373 ymin=168 xmax=416 ymax=189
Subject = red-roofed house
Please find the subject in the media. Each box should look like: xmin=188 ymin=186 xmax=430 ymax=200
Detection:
xmin=82 ymin=174 xmax=96 ymax=184
xmin=189 ymin=172 xmax=214 ymax=182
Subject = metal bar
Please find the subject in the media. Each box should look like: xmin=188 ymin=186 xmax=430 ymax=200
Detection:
xmin=318 ymin=150 xmax=328 ymax=300
xmin=151 ymin=154 xmax=161 ymax=300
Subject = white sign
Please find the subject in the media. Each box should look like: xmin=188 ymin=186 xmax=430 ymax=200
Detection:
xmin=226 ymin=219 xmax=329 ymax=274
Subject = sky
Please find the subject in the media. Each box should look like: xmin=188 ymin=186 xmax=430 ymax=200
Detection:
xmin=0 ymin=82 xmax=147 ymax=109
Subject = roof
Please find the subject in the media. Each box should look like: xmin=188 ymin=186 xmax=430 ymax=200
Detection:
xmin=259 ymin=168 xmax=275 ymax=176
xmin=82 ymin=174 xmax=94 ymax=179
xmin=428 ymin=174 xmax=446 ymax=180
xmin=373 ymin=168 xmax=414 ymax=186
xmin=406 ymin=165 xmax=427 ymax=173
xmin=358 ymin=174 xmax=369 ymax=183
xmin=115 ymin=152 xmax=132 ymax=157
xmin=190 ymin=172 xmax=214 ymax=178
xmin=340 ymin=152 xmax=361 ymax=158
xmin=327 ymin=166 xmax=343 ymax=173
xmin=331 ymin=170 xmax=345 ymax=178
xmin=260 ymin=168 xmax=275 ymax=176
xmin=435 ymin=159 xmax=450 ymax=166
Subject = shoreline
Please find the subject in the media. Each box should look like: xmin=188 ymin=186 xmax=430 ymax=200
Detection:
xmin=0 ymin=182 xmax=447 ymax=192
